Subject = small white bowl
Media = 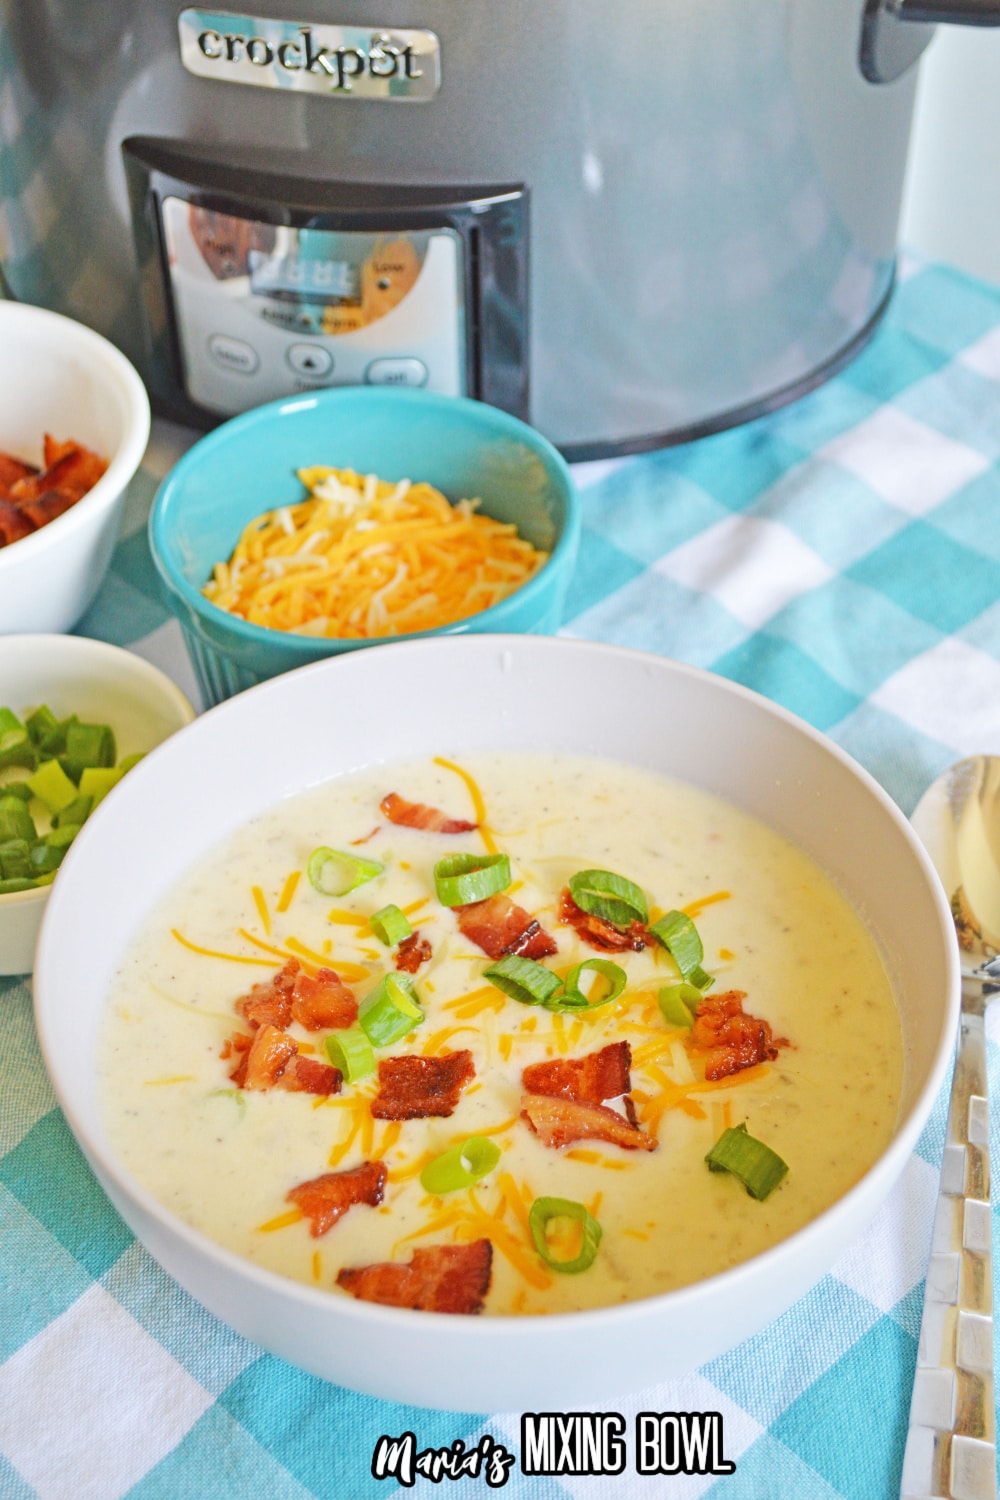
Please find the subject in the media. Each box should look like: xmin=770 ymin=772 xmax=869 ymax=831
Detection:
xmin=0 ymin=636 xmax=195 ymax=974
xmin=32 ymin=636 xmax=959 ymax=1410
xmin=0 ymin=302 xmax=151 ymax=633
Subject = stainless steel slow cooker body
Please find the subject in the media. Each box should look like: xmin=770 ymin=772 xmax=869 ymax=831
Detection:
xmin=0 ymin=0 xmax=964 ymax=456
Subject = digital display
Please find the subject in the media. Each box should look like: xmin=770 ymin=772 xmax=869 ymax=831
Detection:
xmin=248 ymin=250 xmax=361 ymax=304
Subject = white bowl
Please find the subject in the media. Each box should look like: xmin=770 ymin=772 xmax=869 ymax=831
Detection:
xmin=0 ymin=302 xmax=151 ymax=633
xmin=32 ymin=636 xmax=958 ymax=1411
xmin=0 ymin=636 xmax=195 ymax=974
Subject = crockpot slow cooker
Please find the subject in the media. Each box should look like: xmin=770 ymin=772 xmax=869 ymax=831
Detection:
xmin=0 ymin=0 xmax=996 ymax=457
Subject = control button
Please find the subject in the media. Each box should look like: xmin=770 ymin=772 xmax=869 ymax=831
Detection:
xmin=286 ymin=343 xmax=334 ymax=377
xmin=208 ymin=334 xmax=259 ymax=375
xmin=365 ymin=357 xmax=428 ymax=388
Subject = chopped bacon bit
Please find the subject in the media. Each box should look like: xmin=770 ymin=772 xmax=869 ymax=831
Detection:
xmin=279 ymin=1055 xmax=342 ymax=1095
xmin=520 ymin=1092 xmax=657 ymax=1152
xmin=0 ymin=499 xmax=35 ymax=545
xmin=690 ymin=990 xmax=786 ymax=1081
xmin=395 ymin=931 xmax=432 ymax=973
xmin=522 ymin=1042 xmax=632 ymax=1106
xmin=371 ymin=1050 xmax=475 ymax=1120
xmin=235 ymin=959 xmax=357 ymax=1032
xmin=229 ymin=1022 xmax=341 ymax=1095
xmin=290 ymin=967 xmax=358 ymax=1030
xmin=0 ymin=452 xmax=36 ymax=491
xmin=0 ymin=437 xmax=108 ymax=549
xmin=287 ymin=1160 xmax=387 ymax=1236
xmin=456 ymin=892 xmax=558 ymax=960
xmin=380 ymin=791 xmax=476 ymax=834
xmin=232 ymin=1022 xmax=297 ymax=1089
xmin=337 ymin=1238 xmax=493 ymax=1314
xmin=220 ymin=1031 xmax=253 ymax=1061
xmin=558 ymin=890 xmax=650 ymax=953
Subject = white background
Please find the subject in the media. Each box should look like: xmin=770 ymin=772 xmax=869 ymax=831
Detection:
xmin=902 ymin=23 xmax=1000 ymax=286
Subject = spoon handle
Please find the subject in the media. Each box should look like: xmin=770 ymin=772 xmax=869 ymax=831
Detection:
xmin=900 ymin=977 xmax=996 ymax=1500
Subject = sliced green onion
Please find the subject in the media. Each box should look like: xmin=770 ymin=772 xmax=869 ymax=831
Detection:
xmin=0 ymin=782 xmax=32 ymax=802
xmin=325 ymin=1027 xmax=375 ymax=1083
xmin=483 ymin=954 xmax=562 ymax=1007
xmin=307 ymin=846 xmax=384 ymax=897
xmin=0 ymin=838 xmax=32 ymax=881
xmin=528 ymin=1196 xmax=603 ymax=1274
xmin=78 ymin=766 xmax=123 ymax=807
xmin=26 ymin=757 xmax=79 ymax=815
xmin=28 ymin=826 xmax=80 ymax=875
xmin=434 ymin=851 xmax=511 ymax=907
xmin=547 ymin=958 xmax=627 ymax=1013
xmin=0 ymin=876 xmax=35 ymax=894
xmin=420 ymin=1137 xmax=501 ymax=1195
xmin=358 ymin=972 xmax=424 ymax=1048
xmin=567 ymin=868 xmax=648 ymax=927
xmin=369 ymin=903 xmax=413 ymax=947
xmin=649 ymin=909 xmax=714 ymax=990
xmin=0 ymin=800 xmax=35 ymax=844
xmin=25 ymin=706 xmax=59 ymax=747
xmin=0 ymin=708 xmax=35 ymax=771
xmin=53 ymin=795 xmax=93 ymax=829
xmin=117 ymin=752 xmax=145 ymax=775
xmin=64 ymin=721 xmax=116 ymax=771
xmin=705 ymin=1122 xmax=788 ymax=1201
xmin=657 ymin=982 xmax=703 ymax=1029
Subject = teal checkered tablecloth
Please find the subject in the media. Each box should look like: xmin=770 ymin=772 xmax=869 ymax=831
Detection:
xmin=3 ymin=255 xmax=1000 ymax=1500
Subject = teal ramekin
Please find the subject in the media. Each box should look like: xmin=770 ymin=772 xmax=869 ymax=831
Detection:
xmin=149 ymin=387 xmax=580 ymax=706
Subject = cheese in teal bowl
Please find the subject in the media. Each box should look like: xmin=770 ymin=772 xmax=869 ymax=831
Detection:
xmin=149 ymin=387 xmax=579 ymax=706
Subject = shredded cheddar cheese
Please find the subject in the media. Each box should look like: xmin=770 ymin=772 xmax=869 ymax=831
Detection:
xmin=202 ymin=467 xmax=549 ymax=638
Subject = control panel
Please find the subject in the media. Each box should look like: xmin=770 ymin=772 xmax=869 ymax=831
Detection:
xmin=161 ymin=200 xmax=465 ymax=415
xmin=122 ymin=136 xmax=530 ymax=429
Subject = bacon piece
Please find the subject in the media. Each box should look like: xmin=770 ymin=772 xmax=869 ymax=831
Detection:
xmin=17 ymin=490 xmax=78 ymax=529
xmin=220 ymin=1031 xmax=253 ymax=1061
xmin=10 ymin=441 xmax=107 ymax=504
xmin=690 ymin=990 xmax=785 ymax=1081
xmin=395 ymin=931 xmax=432 ymax=973
xmin=337 ymin=1239 xmax=493 ymax=1314
xmin=370 ymin=1050 xmax=475 ymax=1120
xmin=290 ymin=967 xmax=358 ymax=1030
xmin=232 ymin=1022 xmax=297 ymax=1089
xmin=380 ymin=791 xmax=476 ymax=834
xmin=558 ymin=890 xmax=650 ymax=953
xmin=456 ymin=892 xmax=558 ymax=960
xmin=235 ymin=959 xmax=357 ymax=1032
xmin=522 ymin=1042 xmax=632 ymax=1106
xmin=229 ymin=1022 xmax=341 ymax=1095
xmin=287 ymin=1160 xmax=387 ymax=1236
xmin=279 ymin=1054 xmax=342 ymax=1095
xmin=0 ymin=499 xmax=34 ymax=546
xmin=520 ymin=1092 xmax=656 ymax=1151
xmin=0 ymin=452 xmax=36 ymax=492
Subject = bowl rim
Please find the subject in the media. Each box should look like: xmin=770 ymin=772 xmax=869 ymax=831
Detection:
xmin=0 ymin=634 xmax=196 ymax=911
xmin=0 ymin=302 xmax=151 ymax=570
xmin=148 ymin=386 xmax=580 ymax=651
xmin=32 ymin=634 xmax=961 ymax=1347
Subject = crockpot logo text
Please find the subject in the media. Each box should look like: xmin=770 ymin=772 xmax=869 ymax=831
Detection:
xmin=178 ymin=9 xmax=440 ymax=101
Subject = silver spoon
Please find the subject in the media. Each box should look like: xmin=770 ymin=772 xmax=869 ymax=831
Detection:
xmin=902 ymin=756 xmax=1000 ymax=1500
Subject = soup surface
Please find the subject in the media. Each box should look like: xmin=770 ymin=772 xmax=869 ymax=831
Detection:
xmin=100 ymin=752 xmax=902 ymax=1316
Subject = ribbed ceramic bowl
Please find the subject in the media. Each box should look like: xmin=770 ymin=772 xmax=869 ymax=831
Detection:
xmin=0 ymin=302 xmax=150 ymax=633
xmin=149 ymin=388 xmax=579 ymax=706
xmin=32 ymin=636 xmax=959 ymax=1411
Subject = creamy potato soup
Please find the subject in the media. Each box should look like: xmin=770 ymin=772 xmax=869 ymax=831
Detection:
xmin=100 ymin=753 xmax=902 ymax=1316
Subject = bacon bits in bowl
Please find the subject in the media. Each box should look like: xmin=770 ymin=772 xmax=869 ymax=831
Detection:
xmin=32 ymin=636 xmax=957 ymax=1410
xmin=149 ymin=387 xmax=579 ymax=706
xmin=0 ymin=302 xmax=151 ymax=633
